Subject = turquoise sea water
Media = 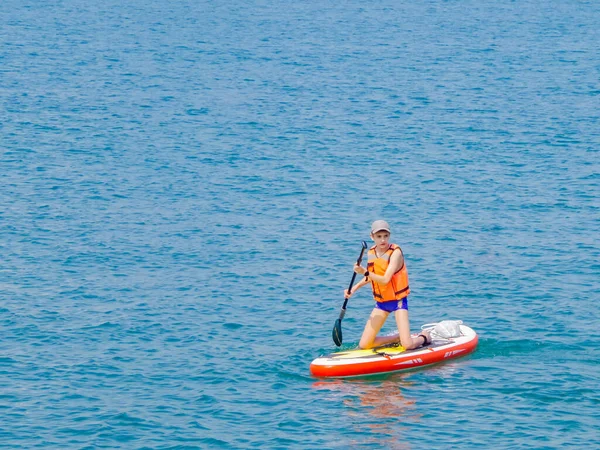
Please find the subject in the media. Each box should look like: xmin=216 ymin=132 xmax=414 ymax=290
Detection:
xmin=2 ymin=0 xmax=599 ymax=448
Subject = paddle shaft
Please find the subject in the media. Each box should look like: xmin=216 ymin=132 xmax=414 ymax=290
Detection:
xmin=338 ymin=242 xmax=368 ymax=318
xmin=338 ymin=273 xmax=358 ymax=318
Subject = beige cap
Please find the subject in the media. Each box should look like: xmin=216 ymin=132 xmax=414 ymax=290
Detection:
xmin=371 ymin=220 xmax=391 ymax=234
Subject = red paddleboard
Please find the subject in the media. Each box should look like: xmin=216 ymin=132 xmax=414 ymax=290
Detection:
xmin=310 ymin=324 xmax=478 ymax=378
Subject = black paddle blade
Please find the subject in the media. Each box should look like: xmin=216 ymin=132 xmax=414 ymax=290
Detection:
xmin=332 ymin=318 xmax=343 ymax=346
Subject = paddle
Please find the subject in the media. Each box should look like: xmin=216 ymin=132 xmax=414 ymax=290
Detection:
xmin=332 ymin=241 xmax=368 ymax=346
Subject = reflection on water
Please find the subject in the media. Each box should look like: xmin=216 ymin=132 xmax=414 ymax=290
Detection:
xmin=313 ymin=377 xmax=421 ymax=449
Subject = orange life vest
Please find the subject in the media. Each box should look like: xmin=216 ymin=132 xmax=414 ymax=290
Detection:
xmin=367 ymin=244 xmax=410 ymax=302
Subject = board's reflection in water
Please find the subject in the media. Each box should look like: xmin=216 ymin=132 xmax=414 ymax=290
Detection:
xmin=313 ymin=377 xmax=420 ymax=449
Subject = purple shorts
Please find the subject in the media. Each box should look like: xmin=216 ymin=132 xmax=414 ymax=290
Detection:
xmin=375 ymin=297 xmax=408 ymax=313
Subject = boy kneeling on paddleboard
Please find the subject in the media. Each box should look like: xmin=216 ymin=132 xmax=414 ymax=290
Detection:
xmin=344 ymin=220 xmax=431 ymax=349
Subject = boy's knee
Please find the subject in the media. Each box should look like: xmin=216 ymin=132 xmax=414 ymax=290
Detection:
xmin=359 ymin=338 xmax=373 ymax=349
